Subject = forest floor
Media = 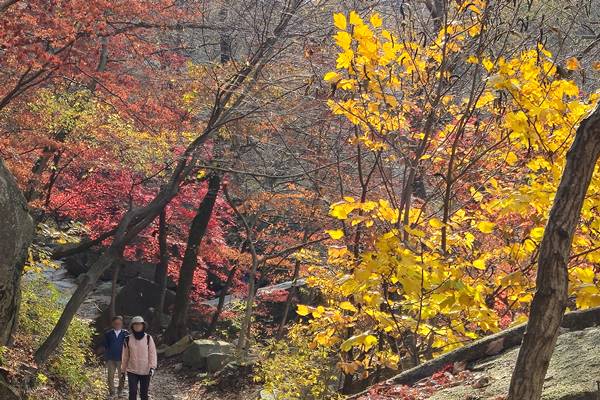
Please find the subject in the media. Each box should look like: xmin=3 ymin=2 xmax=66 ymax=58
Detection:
xmin=148 ymin=364 xmax=191 ymax=400
xmin=104 ymin=360 xmax=258 ymax=400
xmin=110 ymin=357 xmax=259 ymax=400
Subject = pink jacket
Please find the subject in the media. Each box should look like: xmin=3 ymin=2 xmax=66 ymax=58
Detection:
xmin=121 ymin=334 xmax=157 ymax=375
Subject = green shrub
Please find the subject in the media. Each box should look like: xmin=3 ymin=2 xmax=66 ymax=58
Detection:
xmin=20 ymin=276 xmax=104 ymax=398
xmin=257 ymin=327 xmax=342 ymax=400
xmin=0 ymin=345 xmax=6 ymax=365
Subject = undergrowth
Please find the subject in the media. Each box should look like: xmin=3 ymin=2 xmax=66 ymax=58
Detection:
xmin=0 ymin=270 xmax=105 ymax=400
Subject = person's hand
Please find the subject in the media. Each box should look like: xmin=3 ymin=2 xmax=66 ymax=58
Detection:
xmin=149 ymin=368 xmax=155 ymax=377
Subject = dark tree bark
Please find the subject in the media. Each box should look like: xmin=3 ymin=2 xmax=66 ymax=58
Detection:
xmin=108 ymin=262 xmax=121 ymax=321
xmin=424 ymin=0 xmax=447 ymax=30
xmin=218 ymin=6 xmax=232 ymax=63
xmin=508 ymin=106 xmax=600 ymax=400
xmin=165 ymin=174 xmax=221 ymax=343
xmin=51 ymin=228 xmax=117 ymax=259
xmin=24 ymin=128 xmax=68 ymax=203
xmin=153 ymin=209 xmax=169 ymax=331
xmin=0 ymin=158 xmax=33 ymax=345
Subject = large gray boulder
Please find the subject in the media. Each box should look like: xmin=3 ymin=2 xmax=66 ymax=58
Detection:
xmin=182 ymin=339 xmax=234 ymax=370
xmin=206 ymin=352 xmax=232 ymax=373
xmin=429 ymin=326 xmax=600 ymax=400
xmin=162 ymin=335 xmax=193 ymax=358
xmin=117 ymin=260 xmax=157 ymax=283
xmin=0 ymin=159 xmax=33 ymax=345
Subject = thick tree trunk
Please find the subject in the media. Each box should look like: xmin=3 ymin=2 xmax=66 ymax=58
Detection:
xmin=35 ymin=248 xmax=121 ymax=362
xmin=165 ymin=174 xmax=221 ymax=344
xmin=508 ymin=106 xmax=600 ymax=400
xmin=0 ymin=158 xmax=33 ymax=345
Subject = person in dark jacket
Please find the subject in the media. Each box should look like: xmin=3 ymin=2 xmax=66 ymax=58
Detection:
xmin=103 ymin=316 xmax=128 ymax=398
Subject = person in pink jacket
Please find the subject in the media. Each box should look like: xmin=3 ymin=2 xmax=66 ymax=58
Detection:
xmin=120 ymin=316 xmax=157 ymax=400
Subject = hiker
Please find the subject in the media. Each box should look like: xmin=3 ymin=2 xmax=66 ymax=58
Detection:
xmin=102 ymin=315 xmax=128 ymax=398
xmin=121 ymin=316 xmax=157 ymax=400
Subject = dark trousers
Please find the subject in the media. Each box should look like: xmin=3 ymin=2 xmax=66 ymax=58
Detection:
xmin=127 ymin=372 xmax=150 ymax=400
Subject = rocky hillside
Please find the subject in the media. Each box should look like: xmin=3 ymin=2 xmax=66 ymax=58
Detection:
xmin=429 ymin=326 xmax=600 ymax=400
xmin=356 ymin=310 xmax=600 ymax=400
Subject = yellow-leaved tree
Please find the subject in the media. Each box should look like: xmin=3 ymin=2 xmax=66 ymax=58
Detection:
xmin=292 ymin=1 xmax=600 ymax=393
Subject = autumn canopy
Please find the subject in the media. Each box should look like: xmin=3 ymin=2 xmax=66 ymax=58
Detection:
xmin=0 ymin=1 xmax=600 ymax=399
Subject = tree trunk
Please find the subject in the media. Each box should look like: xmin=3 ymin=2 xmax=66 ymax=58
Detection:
xmin=237 ymin=252 xmax=258 ymax=357
xmin=153 ymin=209 xmax=169 ymax=331
xmin=205 ymin=265 xmax=238 ymax=338
xmin=0 ymin=158 xmax=33 ymax=346
xmin=218 ymin=6 xmax=231 ymax=63
xmin=165 ymin=174 xmax=221 ymax=344
xmin=52 ymin=228 xmax=117 ymax=259
xmin=108 ymin=262 xmax=121 ymax=321
xmin=24 ymin=129 xmax=66 ymax=203
xmin=35 ymin=248 xmax=121 ymax=362
xmin=508 ymin=106 xmax=600 ymax=400
xmin=276 ymin=258 xmax=301 ymax=338
xmin=223 ymin=187 xmax=258 ymax=357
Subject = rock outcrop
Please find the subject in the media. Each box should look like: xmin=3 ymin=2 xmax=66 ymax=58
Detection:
xmin=0 ymin=159 xmax=33 ymax=345
xmin=161 ymin=335 xmax=193 ymax=358
xmin=206 ymin=352 xmax=231 ymax=373
xmin=428 ymin=326 xmax=600 ymax=400
xmin=182 ymin=339 xmax=234 ymax=370
xmin=351 ymin=308 xmax=600 ymax=400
